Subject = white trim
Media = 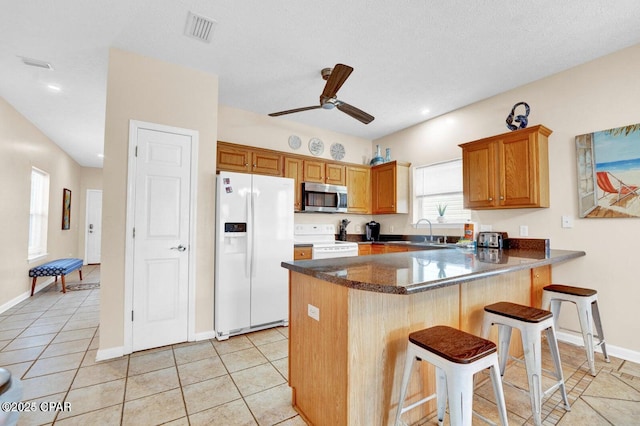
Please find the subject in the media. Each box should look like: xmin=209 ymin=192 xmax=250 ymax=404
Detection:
xmin=96 ymin=346 xmax=125 ymax=362
xmin=124 ymin=120 xmax=199 ymax=355
xmin=0 ymin=278 xmax=55 ymax=313
xmin=27 ymin=254 xmax=49 ymax=263
xmin=556 ymin=330 xmax=640 ymax=364
xmin=194 ymin=330 xmax=217 ymax=341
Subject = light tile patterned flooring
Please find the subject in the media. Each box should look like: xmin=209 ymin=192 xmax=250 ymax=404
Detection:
xmin=1 ymin=265 xmax=639 ymax=425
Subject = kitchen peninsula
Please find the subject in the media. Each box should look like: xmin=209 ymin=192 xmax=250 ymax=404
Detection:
xmin=281 ymin=247 xmax=585 ymax=425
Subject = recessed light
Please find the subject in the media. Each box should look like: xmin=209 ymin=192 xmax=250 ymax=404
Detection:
xmin=97 ymin=154 xmax=104 ymax=158
xmin=46 ymin=84 xmax=61 ymax=92
xmin=421 ymin=108 xmax=430 ymax=115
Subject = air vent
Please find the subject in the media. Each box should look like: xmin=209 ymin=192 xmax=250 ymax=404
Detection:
xmin=184 ymin=12 xmax=217 ymax=43
xmin=19 ymin=56 xmax=54 ymax=70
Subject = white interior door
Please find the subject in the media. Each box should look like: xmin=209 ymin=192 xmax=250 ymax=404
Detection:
xmin=131 ymin=127 xmax=192 ymax=352
xmin=85 ymin=189 xmax=102 ymax=264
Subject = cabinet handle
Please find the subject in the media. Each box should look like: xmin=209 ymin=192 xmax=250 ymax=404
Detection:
xmin=488 ymin=197 xmax=493 ymax=201
xmin=499 ymin=196 xmax=504 ymax=200
xmin=253 ymin=164 xmax=256 ymax=168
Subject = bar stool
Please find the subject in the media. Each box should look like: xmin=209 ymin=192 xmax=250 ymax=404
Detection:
xmin=541 ymin=284 xmax=610 ymax=376
xmin=395 ymin=325 xmax=508 ymax=426
xmin=481 ymin=302 xmax=570 ymax=426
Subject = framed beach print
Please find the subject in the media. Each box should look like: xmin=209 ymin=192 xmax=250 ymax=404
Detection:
xmin=62 ymin=188 xmax=71 ymax=230
xmin=576 ymin=123 xmax=640 ymax=218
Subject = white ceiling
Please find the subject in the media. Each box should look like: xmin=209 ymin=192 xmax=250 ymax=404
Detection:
xmin=2 ymin=1 xmax=640 ymax=168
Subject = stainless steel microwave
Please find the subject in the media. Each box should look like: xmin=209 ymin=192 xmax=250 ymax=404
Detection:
xmin=301 ymin=182 xmax=348 ymax=213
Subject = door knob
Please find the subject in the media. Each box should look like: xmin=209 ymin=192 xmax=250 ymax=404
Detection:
xmin=170 ymin=245 xmax=187 ymax=252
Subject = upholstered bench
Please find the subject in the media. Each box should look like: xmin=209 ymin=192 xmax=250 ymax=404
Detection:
xmin=29 ymin=258 xmax=83 ymax=296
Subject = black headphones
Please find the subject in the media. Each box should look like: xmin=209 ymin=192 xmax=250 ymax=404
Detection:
xmin=505 ymin=102 xmax=530 ymax=131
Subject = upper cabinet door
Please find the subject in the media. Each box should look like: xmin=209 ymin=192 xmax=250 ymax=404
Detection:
xmin=325 ymin=163 xmax=346 ymax=186
xmin=251 ymin=151 xmax=283 ymax=176
xmin=462 ymin=140 xmax=497 ymax=209
xmin=303 ymin=160 xmax=325 ymax=183
xmin=217 ymin=144 xmax=251 ymax=173
xmin=371 ymin=161 xmax=410 ymax=214
xmin=346 ymin=165 xmax=370 ymax=213
xmin=460 ymin=125 xmax=551 ymax=209
xmin=284 ymin=156 xmax=304 ymax=211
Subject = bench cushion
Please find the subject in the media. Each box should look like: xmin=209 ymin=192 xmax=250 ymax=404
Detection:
xmin=29 ymin=258 xmax=83 ymax=277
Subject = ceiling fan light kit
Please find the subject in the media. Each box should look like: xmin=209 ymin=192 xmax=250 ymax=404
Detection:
xmin=269 ymin=64 xmax=374 ymax=124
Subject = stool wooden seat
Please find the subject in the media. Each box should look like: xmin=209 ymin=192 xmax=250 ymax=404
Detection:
xmin=396 ymin=325 xmax=508 ymax=426
xmin=482 ymin=302 xmax=570 ymax=426
xmin=542 ymin=284 xmax=609 ymax=376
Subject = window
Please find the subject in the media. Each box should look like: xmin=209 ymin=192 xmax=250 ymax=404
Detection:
xmin=28 ymin=167 xmax=49 ymax=260
xmin=413 ymin=159 xmax=471 ymax=223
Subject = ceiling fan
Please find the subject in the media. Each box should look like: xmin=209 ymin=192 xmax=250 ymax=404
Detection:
xmin=269 ymin=64 xmax=374 ymax=124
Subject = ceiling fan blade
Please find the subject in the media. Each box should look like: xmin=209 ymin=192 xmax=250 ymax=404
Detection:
xmin=321 ymin=64 xmax=353 ymax=99
xmin=268 ymin=105 xmax=322 ymax=117
xmin=337 ymin=102 xmax=375 ymax=124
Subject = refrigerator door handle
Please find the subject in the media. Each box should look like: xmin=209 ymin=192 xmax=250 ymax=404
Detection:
xmin=246 ymin=193 xmax=252 ymax=278
xmin=250 ymin=191 xmax=256 ymax=278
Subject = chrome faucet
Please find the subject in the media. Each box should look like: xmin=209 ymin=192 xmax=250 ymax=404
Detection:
xmin=414 ymin=218 xmax=433 ymax=242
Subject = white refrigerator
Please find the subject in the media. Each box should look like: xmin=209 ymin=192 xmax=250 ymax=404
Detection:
xmin=215 ymin=171 xmax=294 ymax=340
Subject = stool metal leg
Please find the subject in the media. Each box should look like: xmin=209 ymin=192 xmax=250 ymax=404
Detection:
xmin=489 ymin=359 xmax=509 ymax=426
xmin=591 ymin=300 xmax=610 ymax=363
xmin=446 ymin=368 xmax=474 ymax=426
xmin=545 ymin=326 xmax=571 ymax=410
xmin=576 ymin=299 xmax=596 ymax=376
xmin=496 ymin=324 xmax=513 ymax=376
xmin=395 ymin=347 xmax=416 ymax=425
xmin=435 ymin=366 xmax=447 ymax=426
xmin=521 ymin=326 xmax=543 ymax=426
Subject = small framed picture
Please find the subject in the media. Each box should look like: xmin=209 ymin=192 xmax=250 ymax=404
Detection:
xmin=62 ymin=188 xmax=71 ymax=230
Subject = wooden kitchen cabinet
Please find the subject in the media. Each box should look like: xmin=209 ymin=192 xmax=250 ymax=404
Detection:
xmin=303 ymin=160 xmax=346 ymax=185
xmin=326 ymin=163 xmax=346 ymax=185
xmin=371 ymin=244 xmax=386 ymax=255
xmin=371 ymin=161 xmax=410 ymax=214
xmin=294 ymin=246 xmax=312 ymax=260
xmin=358 ymin=244 xmax=372 ymax=256
xmin=284 ymin=156 xmax=304 ymax=211
xmin=346 ymin=165 xmax=371 ymax=213
xmin=460 ymin=125 xmax=551 ymax=209
xmin=217 ymin=142 xmax=283 ymax=176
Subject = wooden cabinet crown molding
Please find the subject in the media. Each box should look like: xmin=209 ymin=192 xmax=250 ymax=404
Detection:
xmin=459 ymin=125 xmax=551 ymax=210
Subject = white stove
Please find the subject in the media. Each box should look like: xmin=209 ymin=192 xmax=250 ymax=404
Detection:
xmin=294 ymin=224 xmax=359 ymax=259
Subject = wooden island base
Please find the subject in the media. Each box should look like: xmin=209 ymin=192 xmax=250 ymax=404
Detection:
xmin=288 ymin=266 xmax=550 ymax=425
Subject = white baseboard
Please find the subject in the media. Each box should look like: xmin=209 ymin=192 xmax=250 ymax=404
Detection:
xmin=0 ymin=278 xmax=55 ymax=314
xmin=194 ymin=330 xmax=217 ymax=341
xmin=556 ymin=330 xmax=640 ymax=364
xmin=96 ymin=346 xmax=125 ymax=362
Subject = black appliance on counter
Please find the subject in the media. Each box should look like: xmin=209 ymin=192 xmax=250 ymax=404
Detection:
xmin=365 ymin=221 xmax=381 ymax=241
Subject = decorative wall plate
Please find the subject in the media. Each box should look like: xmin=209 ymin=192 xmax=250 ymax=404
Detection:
xmin=288 ymin=135 xmax=301 ymax=150
xmin=308 ymin=138 xmax=324 ymax=156
xmin=330 ymin=143 xmax=345 ymax=161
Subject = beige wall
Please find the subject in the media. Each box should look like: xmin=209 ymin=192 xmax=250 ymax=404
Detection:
xmin=0 ymin=96 xmax=83 ymax=308
xmin=375 ymin=44 xmax=640 ymax=354
xmin=100 ymin=49 xmax=218 ymax=353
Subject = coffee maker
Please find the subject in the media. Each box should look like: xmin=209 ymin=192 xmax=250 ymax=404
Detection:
xmin=365 ymin=221 xmax=381 ymax=241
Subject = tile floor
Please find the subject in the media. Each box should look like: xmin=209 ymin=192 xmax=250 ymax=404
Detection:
xmin=1 ymin=265 xmax=639 ymax=425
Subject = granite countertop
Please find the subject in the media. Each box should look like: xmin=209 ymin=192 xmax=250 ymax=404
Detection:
xmin=281 ymin=248 xmax=585 ymax=295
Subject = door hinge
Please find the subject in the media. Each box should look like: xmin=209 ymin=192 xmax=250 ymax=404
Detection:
xmin=135 ymin=146 xmax=138 ymax=157
xmin=133 ymin=227 xmax=135 ymax=238
xmin=131 ymin=311 xmax=134 ymax=321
